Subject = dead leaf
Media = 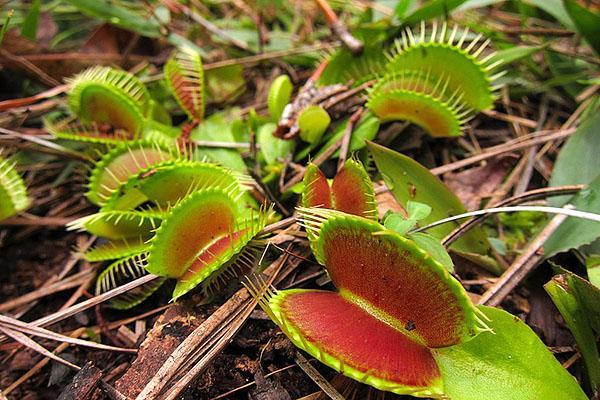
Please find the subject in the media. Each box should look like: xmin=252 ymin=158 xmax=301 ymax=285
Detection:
xmin=444 ymin=157 xmax=514 ymax=211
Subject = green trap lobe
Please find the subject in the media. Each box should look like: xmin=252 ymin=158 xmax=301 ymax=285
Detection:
xmin=179 ymin=230 xmax=244 ymax=282
xmin=88 ymin=145 xmax=171 ymax=205
xmin=388 ymin=45 xmax=494 ymax=112
xmin=368 ymin=91 xmax=461 ymax=137
xmin=147 ymin=190 xmax=237 ymax=278
xmin=79 ymin=86 xmax=143 ymax=134
xmin=331 ymin=160 xmax=377 ymax=220
xmin=302 ymin=164 xmax=332 ymax=209
xmin=105 ymin=162 xmax=244 ymax=210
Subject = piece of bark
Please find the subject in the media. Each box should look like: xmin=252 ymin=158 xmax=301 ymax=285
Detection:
xmin=114 ymin=305 xmax=202 ymax=398
xmin=250 ymin=370 xmax=291 ymax=400
xmin=57 ymin=361 xmax=102 ymax=400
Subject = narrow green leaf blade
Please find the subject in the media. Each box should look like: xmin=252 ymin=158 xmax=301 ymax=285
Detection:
xmin=402 ymin=0 xmax=467 ymax=24
xmin=544 ymin=175 xmax=600 ymax=258
xmin=550 ymin=111 xmax=600 ymax=206
xmin=65 ymin=0 xmax=161 ymax=38
xmin=563 ymin=0 xmax=600 ymax=55
xmin=545 ymin=272 xmax=600 ymax=391
xmin=21 ymin=0 xmax=40 ymax=40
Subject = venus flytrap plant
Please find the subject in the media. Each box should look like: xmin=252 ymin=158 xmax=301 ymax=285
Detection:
xmin=251 ymin=208 xmax=489 ymax=397
xmin=302 ymin=158 xmax=377 ymax=220
xmin=101 ymin=159 xmax=253 ymax=211
xmin=164 ymin=46 xmax=206 ymax=123
xmin=85 ymin=140 xmax=175 ymax=206
xmin=146 ymin=187 xmax=269 ymax=300
xmin=70 ymin=157 xmax=259 ymax=305
xmin=249 ymin=208 xmax=588 ymax=399
xmin=46 ymin=66 xmax=151 ymax=144
xmin=0 ymin=151 xmax=30 ymax=221
xmin=366 ymin=22 xmax=502 ymax=137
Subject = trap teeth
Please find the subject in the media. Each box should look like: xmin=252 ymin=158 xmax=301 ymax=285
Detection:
xmin=363 ymin=23 xmax=501 ymax=137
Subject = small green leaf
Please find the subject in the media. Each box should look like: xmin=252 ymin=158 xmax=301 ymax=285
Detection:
xmin=257 ymin=122 xmax=295 ymax=165
xmin=407 ymin=201 xmax=432 ymax=221
xmin=192 ymin=112 xmax=247 ymax=172
xmin=298 ymin=105 xmax=331 ymax=144
xmin=545 ymin=272 xmax=600 ymax=391
xmin=524 ymin=0 xmax=574 ymax=29
xmin=368 ymin=141 xmax=490 ymax=256
xmin=409 ymin=232 xmax=454 ymax=272
xmin=434 ymin=306 xmax=588 ymax=400
xmin=384 ymin=213 xmax=416 ymax=236
xmin=267 ymin=75 xmax=293 ymax=120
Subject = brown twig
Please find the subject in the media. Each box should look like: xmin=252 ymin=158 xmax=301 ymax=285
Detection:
xmin=315 ymin=0 xmax=363 ymax=55
xmin=442 ymin=185 xmax=584 ymax=248
xmin=296 ymin=352 xmax=345 ymax=400
xmin=337 ymin=107 xmax=363 ymax=171
xmin=478 ymin=208 xmax=572 ymax=306
xmin=173 ymin=2 xmax=253 ymax=52
xmin=0 ymin=48 xmax=60 ymax=87
xmin=0 ymin=274 xmax=159 ymax=344
xmin=430 ymin=128 xmax=576 ymax=176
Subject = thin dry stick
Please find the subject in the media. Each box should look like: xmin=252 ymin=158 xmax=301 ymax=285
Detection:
xmin=177 ymin=2 xmax=253 ymax=52
xmin=442 ymin=185 xmax=584 ymax=247
xmin=0 ymin=215 xmax=75 ymax=226
xmin=0 ymin=325 xmax=80 ymax=370
xmin=296 ymin=352 xmax=345 ymax=400
xmin=208 ymin=364 xmax=302 ymax=400
xmin=315 ymin=0 xmax=363 ymax=54
xmin=0 ymin=127 xmax=92 ymax=162
xmin=0 ymin=274 xmax=159 ymax=344
xmin=136 ymin=295 xmax=249 ymax=399
xmin=0 ymin=269 xmax=94 ymax=313
xmin=0 ymin=315 xmax=136 ymax=353
xmin=2 ymin=327 xmax=87 ymax=395
xmin=478 ymin=209 xmax=571 ymax=306
xmin=162 ymin=299 xmax=257 ymax=400
xmin=429 ymin=128 xmax=575 ymax=176
xmin=337 ymin=108 xmax=363 ymax=171
xmin=0 ymin=48 xmax=61 ymax=87
xmin=413 ymin=205 xmax=600 ymax=235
